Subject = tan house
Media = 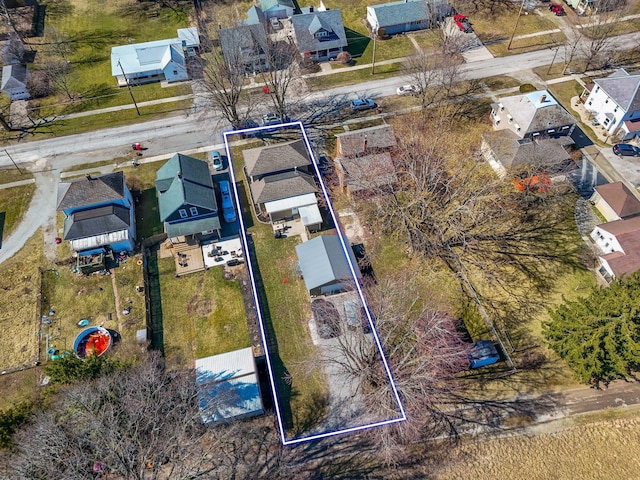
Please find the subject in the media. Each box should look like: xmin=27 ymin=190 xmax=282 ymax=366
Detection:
xmin=591 ymin=216 xmax=640 ymax=281
xmin=591 ymin=182 xmax=640 ymax=222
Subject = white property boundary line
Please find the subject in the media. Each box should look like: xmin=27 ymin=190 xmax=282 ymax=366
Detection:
xmin=222 ymin=121 xmax=406 ymax=445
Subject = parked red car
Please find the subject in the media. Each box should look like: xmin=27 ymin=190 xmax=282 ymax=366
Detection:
xmin=453 ymin=14 xmax=473 ymax=33
xmin=549 ymin=4 xmax=565 ymax=15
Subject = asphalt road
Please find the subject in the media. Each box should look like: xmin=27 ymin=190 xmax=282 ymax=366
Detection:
xmin=3 ymin=30 xmax=640 ymax=172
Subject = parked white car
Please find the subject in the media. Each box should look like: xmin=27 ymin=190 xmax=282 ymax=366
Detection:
xmin=396 ymin=85 xmax=421 ymax=96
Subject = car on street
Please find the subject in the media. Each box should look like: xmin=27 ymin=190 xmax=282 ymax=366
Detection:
xmin=612 ymin=143 xmax=640 ymax=156
xmin=453 ymin=14 xmax=473 ymax=33
xmin=396 ymin=84 xmax=421 ymax=96
xmin=350 ymin=98 xmax=377 ymax=112
xmin=210 ymin=151 xmax=223 ymax=171
xmin=261 ymin=112 xmax=290 ymax=126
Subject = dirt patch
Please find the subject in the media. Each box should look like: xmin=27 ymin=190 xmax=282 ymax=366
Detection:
xmin=187 ymin=299 xmax=214 ymax=317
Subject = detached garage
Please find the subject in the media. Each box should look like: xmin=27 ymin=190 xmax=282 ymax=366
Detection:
xmin=295 ymin=234 xmax=361 ymax=297
xmin=195 ymin=348 xmax=264 ymax=424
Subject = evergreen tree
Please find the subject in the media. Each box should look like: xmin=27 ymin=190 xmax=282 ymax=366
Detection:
xmin=544 ymin=272 xmax=640 ymax=387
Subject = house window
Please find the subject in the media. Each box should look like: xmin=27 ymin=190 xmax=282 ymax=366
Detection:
xmin=604 ymin=118 xmax=610 ymax=125
xmin=614 ymin=107 xmax=618 ymax=113
xmin=595 ymin=86 xmax=599 ymax=93
xmin=588 ymin=101 xmax=592 ymax=106
xmin=315 ymin=31 xmax=327 ymax=38
xmin=179 ymin=209 xmax=188 ymax=218
xmin=173 ymin=70 xmax=178 ymax=75
xmin=508 ymin=115 xmax=513 ymax=124
xmin=605 ymin=99 xmax=608 ymax=104
xmin=190 ymin=207 xmax=198 ymax=216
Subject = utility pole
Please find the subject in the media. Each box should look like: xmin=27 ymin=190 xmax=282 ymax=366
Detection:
xmin=507 ymin=0 xmax=527 ymax=51
xmin=117 ymin=60 xmax=140 ymax=116
xmin=371 ymin=29 xmax=377 ymax=76
xmin=4 ymin=149 xmax=23 ymax=175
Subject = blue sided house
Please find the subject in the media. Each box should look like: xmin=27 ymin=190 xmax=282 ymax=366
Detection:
xmin=56 ymin=172 xmax=136 ymax=273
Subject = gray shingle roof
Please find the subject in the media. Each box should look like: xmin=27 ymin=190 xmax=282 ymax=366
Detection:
xmin=482 ymin=130 xmax=571 ymax=170
xmin=295 ymin=235 xmax=361 ymax=292
xmin=57 ymin=171 xmax=126 ymax=211
xmin=594 ymin=68 xmax=640 ymax=113
xmin=165 ymin=216 xmax=221 ymax=238
xmin=336 ymin=124 xmax=396 ymax=157
xmin=290 ymin=9 xmax=347 ymax=55
xmin=251 ymin=171 xmax=317 ymax=204
xmin=500 ymin=90 xmax=575 ymax=135
xmin=337 ymin=152 xmax=397 ymax=192
xmin=219 ymin=24 xmax=269 ymax=63
xmin=243 ymin=140 xmax=311 ymax=178
xmin=368 ymin=0 xmax=429 ymax=28
xmin=63 ymin=205 xmax=131 ymax=240
xmin=1 ymin=64 xmax=28 ymax=90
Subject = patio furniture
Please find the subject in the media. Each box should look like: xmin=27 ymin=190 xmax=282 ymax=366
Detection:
xmin=78 ymin=319 xmax=90 ymax=328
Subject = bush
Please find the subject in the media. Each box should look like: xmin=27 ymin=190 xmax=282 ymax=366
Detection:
xmin=336 ymin=51 xmax=352 ymax=65
xmin=519 ymin=84 xmax=537 ymax=93
xmin=0 ymin=402 xmax=31 ymax=449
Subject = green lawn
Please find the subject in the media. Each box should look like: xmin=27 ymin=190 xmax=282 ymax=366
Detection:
xmin=0 ymin=183 xmax=35 ymax=241
xmin=487 ymin=32 xmax=566 ymax=57
xmin=229 ymin=143 xmax=328 ymax=433
xmin=0 ymin=167 xmax=33 ymax=185
xmin=308 ymin=61 xmax=403 ymax=90
xmin=158 ymin=257 xmax=249 ymax=367
xmin=34 ymin=0 xmax=193 ymax=114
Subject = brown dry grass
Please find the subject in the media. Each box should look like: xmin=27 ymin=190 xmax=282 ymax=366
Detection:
xmin=435 ymin=411 xmax=640 ymax=480
xmin=0 ymin=233 xmax=43 ymax=371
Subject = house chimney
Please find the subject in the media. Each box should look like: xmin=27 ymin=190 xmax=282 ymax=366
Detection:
xmin=540 ymin=94 xmax=547 ymax=103
xmin=363 ymin=135 xmax=368 ymax=153
xmin=177 ymin=171 xmax=183 ymax=180
xmin=309 ymin=5 xmax=314 ymax=12
xmin=85 ymin=174 xmax=93 ymax=181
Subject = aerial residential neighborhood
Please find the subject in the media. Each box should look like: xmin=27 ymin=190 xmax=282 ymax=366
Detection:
xmin=1 ymin=0 xmax=640 ymax=477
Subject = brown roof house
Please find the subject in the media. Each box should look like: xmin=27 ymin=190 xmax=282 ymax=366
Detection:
xmin=482 ymin=90 xmax=575 ymax=178
xmin=334 ymin=124 xmax=398 ymax=196
xmin=590 ymin=215 xmax=640 ymax=282
xmin=243 ymin=139 xmax=322 ymax=230
xmin=591 ymin=182 xmax=640 ymax=222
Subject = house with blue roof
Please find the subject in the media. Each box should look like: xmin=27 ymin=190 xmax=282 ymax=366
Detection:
xmin=56 ymin=172 xmax=136 ymax=272
xmin=367 ymin=0 xmax=449 ymax=36
xmin=257 ymin=0 xmax=295 ymax=19
xmin=111 ymin=32 xmax=190 ymax=86
xmin=155 ymin=153 xmax=221 ymax=241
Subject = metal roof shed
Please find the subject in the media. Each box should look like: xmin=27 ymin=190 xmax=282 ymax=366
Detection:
xmin=295 ymin=235 xmax=361 ymax=297
xmin=195 ymin=347 xmax=264 ymax=424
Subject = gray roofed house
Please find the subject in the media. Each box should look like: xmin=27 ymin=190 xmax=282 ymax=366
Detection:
xmin=219 ymin=24 xmax=269 ymax=74
xmin=584 ymin=69 xmax=640 ymax=140
xmin=1 ymin=63 xmax=30 ymax=101
xmin=335 ymin=124 xmax=396 ymax=158
xmin=591 ymin=215 xmax=640 ymax=280
xmin=57 ymin=171 xmax=126 ymax=212
xmin=251 ymin=170 xmax=317 ymax=204
xmin=366 ymin=0 xmax=444 ymax=35
xmin=490 ymin=90 xmax=575 ymax=140
xmin=155 ymin=153 xmax=220 ymax=238
xmin=481 ymin=129 xmax=573 ymax=178
xmin=63 ymin=205 xmax=130 ymax=241
xmin=295 ymin=235 xmax=362 ymax=296
xmin=289 ymin=8 xmax=347 ymax=62
xmin=56 ymin=171 xmax=135 ymax=254
xmin=243 ymin=139 xmax=311 ymax=180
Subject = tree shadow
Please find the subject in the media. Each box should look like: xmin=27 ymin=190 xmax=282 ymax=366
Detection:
xmin=0 ymin=211 xmax=4 ymax=249
xmin=245 ymin=235 xmax=294 ymax=430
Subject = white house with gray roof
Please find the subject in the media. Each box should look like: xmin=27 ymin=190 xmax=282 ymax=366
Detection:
xmin=1 ymin=63 xmax=30 ymax=101
xmin=111 ymin=35 xmax=188 ymax=86
xmin=584 ymin=68 xmax=640 ymax=141
xmin=290 ymin=6 xmax=347 ymax=62
xmin=367 ymin=0 xmax=450 ymax=35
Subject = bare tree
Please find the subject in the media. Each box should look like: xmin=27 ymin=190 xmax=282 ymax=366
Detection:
xmin=259 ymin=41 xmax=300 ymax=121
xmin=42 ymin=57 xmax=75 ymax=101
xmin=42 ymin=26 xmax=75 ymax=61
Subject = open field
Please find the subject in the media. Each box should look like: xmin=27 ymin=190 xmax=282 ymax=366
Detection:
xmin=435 ymin=409 xmax=640 ymax=480
xmin=0 ymin=233 xmax=43 ymax=372
xmin=0 ymin=168 xmax=33 ymax=185
xmin=0 ymin=183 xmax=35 ymax=241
